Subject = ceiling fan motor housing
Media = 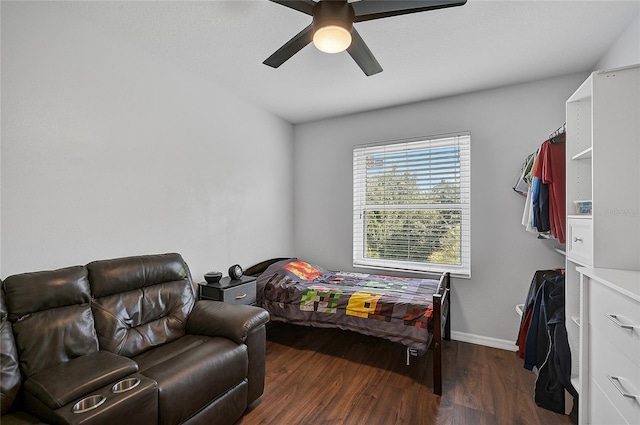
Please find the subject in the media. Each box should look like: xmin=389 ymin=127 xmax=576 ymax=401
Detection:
xmin=313 ymin=1 xmax=355 ymax=34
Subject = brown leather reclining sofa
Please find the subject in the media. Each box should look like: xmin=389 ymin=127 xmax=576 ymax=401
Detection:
xmin=0 ymin=253 xmax=269 ymax=425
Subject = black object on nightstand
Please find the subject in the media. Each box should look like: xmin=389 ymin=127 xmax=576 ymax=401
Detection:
xmin=198 ymin=275 xmax=257 ymax=306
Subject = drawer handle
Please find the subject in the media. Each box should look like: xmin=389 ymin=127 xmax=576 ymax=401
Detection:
xmin=607 ymin=375 xmax=640 ymax=400
xmin=573 ymin=237 xmax=583 ymax=243
xmin=235 ymin=293 xmax=247 ymax=300
xmin=606 ymin=314 xmax=640 ymax=330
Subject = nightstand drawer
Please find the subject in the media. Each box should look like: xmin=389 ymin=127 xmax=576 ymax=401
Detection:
xmin=567 ymin=217 xmax=593 ymax=265
xmin=220 ymin=281 xmax=256 ymax=305
xmin=199 ymin=280 xmax=256 ymax=305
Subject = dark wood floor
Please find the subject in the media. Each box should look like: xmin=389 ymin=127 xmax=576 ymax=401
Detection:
xmin=237 ymin=323 xmax=574 ymax=425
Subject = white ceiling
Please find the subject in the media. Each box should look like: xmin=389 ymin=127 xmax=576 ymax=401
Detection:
xmin=50 ymin=0 xmax=639 ymax=124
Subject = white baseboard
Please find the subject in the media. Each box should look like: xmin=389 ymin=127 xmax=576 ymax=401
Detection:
xmin=450 ymin=331 xmax=517 ymax=352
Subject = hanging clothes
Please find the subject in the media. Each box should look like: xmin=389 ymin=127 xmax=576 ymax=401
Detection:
xmin=516 ymin=270 xmax=576 ymax=414
xmin=519 ymin=149 xmax=541 ymax=234
xmin=513 ymin=152 xmax=537 ymax=196
xmin=540 ymin=134 xmax=566 ymax=242
xmin=533 ymin=274 xmax=576 ymax=413
xmin=518 ymin=127 xmax=566 ymax=242
xmin=521 ymin=270 xmax=562 ymax=369
xmin=516 ymin=269 xmax=559 ymax=359
xmin=521 ymin=184 xmax=537 ymax=234
xmin=532 ymin=154 xmax=551 ymax=233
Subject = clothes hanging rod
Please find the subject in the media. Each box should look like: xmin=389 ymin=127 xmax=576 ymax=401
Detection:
xmin=549 ymin=123 xmax=566 ymax=144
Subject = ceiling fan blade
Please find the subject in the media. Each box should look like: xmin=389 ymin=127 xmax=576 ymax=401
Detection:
xmin=347 ymin=27 xmax=383 ymax=76
xmin=263 ymin=24 xmax=314 ymax=68
xmin=268 ymin=0 xmax=316 ymax=16
xmin=352 ymin=0 xmax=466 ymax=22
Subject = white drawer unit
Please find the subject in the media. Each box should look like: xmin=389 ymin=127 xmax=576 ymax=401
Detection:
xmin=578 ymin=267 xmax=640 ymax=425
xmin=567 ymin=217 xmax=593 ymax=266
xmin=589 ymin=280 xmax=640 ymax=368
xmin=590 ymin=326 xmax=640 ymax=424
xmin=567 ymin=66 xmax=640 ymax=425
xmin=589 ymin=379 xmax=629 ymax=425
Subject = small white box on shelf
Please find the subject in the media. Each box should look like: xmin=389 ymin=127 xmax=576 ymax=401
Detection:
xmin=573 ymin=200 xmax=592 ymax=215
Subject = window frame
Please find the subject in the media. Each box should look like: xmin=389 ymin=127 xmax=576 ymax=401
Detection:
xmin=353 ymin=133 xmax=471 ymax=278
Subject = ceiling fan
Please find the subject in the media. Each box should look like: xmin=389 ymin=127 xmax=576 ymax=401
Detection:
xmin=263 ymin=0 xmax=467 ymax=76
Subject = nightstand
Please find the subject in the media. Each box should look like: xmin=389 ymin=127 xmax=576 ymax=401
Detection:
xmin=198 ymin=275 xmax=257 ymax=306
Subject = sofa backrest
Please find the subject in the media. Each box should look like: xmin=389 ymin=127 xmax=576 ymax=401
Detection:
xmin=3 ymin=266 xmax=98 ymax=378
xmin=87 ymin=253 xmax=196 ymax=358
xmin=1 ymin=282 xmax=21 ymax=415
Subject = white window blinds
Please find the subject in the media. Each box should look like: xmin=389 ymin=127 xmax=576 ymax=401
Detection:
xmin=353 ymin=133 xmax=471 ymax=277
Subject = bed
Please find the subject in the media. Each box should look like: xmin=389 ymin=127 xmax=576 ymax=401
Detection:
xmin=245 ymin=258 xmax=451 ymax=395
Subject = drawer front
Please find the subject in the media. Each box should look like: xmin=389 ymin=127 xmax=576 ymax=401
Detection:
xmin=567 ymin=218 xmax=593 ymax=265
xmin=221 ymin=281 xmax=257 ymax=305
xmin=200 ymin=285 xmax=222 ymax=301
xmin=589 ymin=280 xmax=640 ymax=368
xmin=590 ymin=326 xmax=640 ymax=425
xmin=589 ymin=378 xmax=629 ymax=425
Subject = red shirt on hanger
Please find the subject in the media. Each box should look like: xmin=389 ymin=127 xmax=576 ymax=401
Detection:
xmin=540 ymin=135 xmax=566 ymax=243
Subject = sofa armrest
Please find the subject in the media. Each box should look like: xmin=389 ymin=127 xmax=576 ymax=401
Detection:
xmin=186 ymin=301 xmax=269 ymax=345
xmin=24 ymin=351 xmax=138 ymax=410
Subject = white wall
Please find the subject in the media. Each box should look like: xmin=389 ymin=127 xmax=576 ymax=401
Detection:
xmin=0 ymin=2 xmax=294 ymax=279
xmin=293 ymin=73 xmax=589 ymax=345
xmin=595 ymin=13 xmax=640 ymax=71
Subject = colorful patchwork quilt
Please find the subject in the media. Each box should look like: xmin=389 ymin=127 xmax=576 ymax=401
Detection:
xmin=256 ymin=259 xmax=442 ymax=352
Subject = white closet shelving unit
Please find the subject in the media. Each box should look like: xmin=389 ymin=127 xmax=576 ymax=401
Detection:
xmin=564 ymin=64 xmax=640 ymax=424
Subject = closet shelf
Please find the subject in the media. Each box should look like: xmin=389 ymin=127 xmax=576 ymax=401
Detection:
xmin=571 ymin=315 xmax=581 ymax=327
xmin=571 ymin=147 xmax=593 ymax=161
xmin=568 ymin=256 xmax=590 ymax=268
xmin=555 ymin=248 xmax=566 ymax=256
xmin=567 ymin=214 xmax=592 ymax=220
xmin=571 ymin=376 xmax=580 ymax=394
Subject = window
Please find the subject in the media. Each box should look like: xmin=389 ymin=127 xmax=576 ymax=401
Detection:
xmin=353 ymin=133 xmax=471 ymax=277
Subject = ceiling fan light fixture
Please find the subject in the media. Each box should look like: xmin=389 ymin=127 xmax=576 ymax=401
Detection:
xmin=313 ymin=25 xmax=352 ymax=53
xmin=311 ymin=0 xmax=355 ymax=54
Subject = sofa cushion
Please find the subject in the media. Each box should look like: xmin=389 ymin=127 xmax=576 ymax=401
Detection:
xmin=87 ymin=253 xmax=196 ymax=357
xmin=4 ymin=266 xmax=92 ymax=320
xmin=133 ymin=335 xmax=248 ymax=425
xmin=87 ymin=253 xmax=192 ymax=298
xmin=3 ymin=266 xmax=98 ymax=377
xmin=1 ymin=284 xmax=21 ymax=415
xmin=23 ymin=351 xmax=138 ymax=410
xmin=130 ymin=334 xmax=210 ymax=371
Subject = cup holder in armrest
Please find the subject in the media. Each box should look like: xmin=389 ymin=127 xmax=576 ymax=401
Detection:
xmin=111 ymin=377 xmax=141 ymax=394
xmin=72 ymin=395 xmax=106 ymax=414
